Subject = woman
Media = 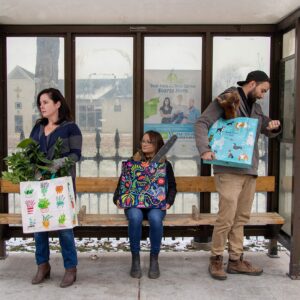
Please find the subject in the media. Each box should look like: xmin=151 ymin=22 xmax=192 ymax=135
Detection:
xmin=113 ymin=130 xmax=177 ymax=279
xmin=159 ymin=97 xmax=173 ymax=124
xmin=30 ymin=88 xmax=82 ymax=288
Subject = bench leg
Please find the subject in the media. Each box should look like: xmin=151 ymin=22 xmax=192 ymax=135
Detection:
xmin=268 ymin=238 xmax=280 ymax=258
xmin=0 ymin=239 xmax=7 ymax=259
xmin=0 ymin=225 xmax=8 ymax=259
xmin=267 ymin=225 xmax=282 ymax=258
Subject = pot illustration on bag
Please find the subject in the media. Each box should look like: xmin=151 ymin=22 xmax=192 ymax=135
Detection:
xmin=40 ymin=182 xmax=49 ymax=196
xmin=38 ymin=198 xmax=50 ymax=213
xmin=72 ymin=213 xmax=77 ymax=225
xmin=42 ymin=214 xmax=52 ymax=228
xmin=28 ymin=217 xmax=36 ymax=228
xmin=56 ymin=195 xmax=65 ymax=208
xmin=25 ymin=199 xmax=35 ymax=214
xmin=24 ymin=186 xmax=34 ymax=198
xmin=58 ymin=213 xmax=66 ymax=226
xmin=56 ymin=185 xmax=64 ymax=194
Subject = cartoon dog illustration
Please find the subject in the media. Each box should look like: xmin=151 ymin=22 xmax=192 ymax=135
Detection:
xmin=238 ymin=154 xmax=248 ymax=161
xmin=246 ymin=132 xmax=255 ymax=146
xmin=235 ymin=122 xmax=248 ymax=129
xmin=216 ymin=126 xmax=225 ymax=134
xmin=233 ymin=143 xmax=243 ymax=150
xmin=228 ymin=150 xmax=234 ymax=159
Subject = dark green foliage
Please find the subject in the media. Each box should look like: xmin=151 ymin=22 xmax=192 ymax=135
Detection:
xmin=2 ymin=138 xmax=74 ymax=183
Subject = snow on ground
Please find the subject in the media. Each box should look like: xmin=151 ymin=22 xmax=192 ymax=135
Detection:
xmin=6 ymin=236 xmax=288 ymax=254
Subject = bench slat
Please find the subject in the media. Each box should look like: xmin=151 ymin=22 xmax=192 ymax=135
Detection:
xmin=0 ymin=176 xmax=275 ymax=193
xmin=0 ymin=212 xmax=284 ymax=226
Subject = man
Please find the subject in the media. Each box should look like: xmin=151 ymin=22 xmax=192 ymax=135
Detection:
xmin=184 ymin=98 xmax=200 ymax=123
xmin=194 ymin=70 xmax=281 ymax=280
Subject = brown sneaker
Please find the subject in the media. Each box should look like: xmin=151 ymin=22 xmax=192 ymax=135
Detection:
xmin=209 ymin=256 xmax=227 ymax=280
xmin=227 ymin=254 xmax=263 ymax=276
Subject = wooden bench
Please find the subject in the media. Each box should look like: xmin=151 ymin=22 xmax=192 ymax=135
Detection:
xmin=0 ymin=176 xmax=284 ymax=257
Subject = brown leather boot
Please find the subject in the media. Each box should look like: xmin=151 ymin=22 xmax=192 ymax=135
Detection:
xmin=31 ymin=262 xmax=51 ymax=284
xmin=60 ymin=267 xmax=77 ymax=288
xmin=208 ymin=256 xmax=227 ymax=280
xmin=227 ymin=254 xmax=263 ymax=276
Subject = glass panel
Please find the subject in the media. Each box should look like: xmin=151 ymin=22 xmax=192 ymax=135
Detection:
xmin=279 ymin=143 xmax=293 ymax=235
xmin=212 ymin=36 xmax=271 ymax=213
xmin=144 ymin=36 xmax=202 ymax=213
xmin=281 ymin=59 xmax=295 ymax=140
xmin=278 ymin=58 xmax=295 ymax=235
xmin=7 ymin=37 xmax=65 ymax=214
xmin=282 ymin=29 xmax=295 ymax=58
xmin=75 ymin=37 xmax=133 ymax=213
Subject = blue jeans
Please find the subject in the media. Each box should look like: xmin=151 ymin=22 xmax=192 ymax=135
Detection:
xmin=34 ymin=229 xmax=77 ymax=269
xmin=125 ymin=208 xmax=166 ymax=255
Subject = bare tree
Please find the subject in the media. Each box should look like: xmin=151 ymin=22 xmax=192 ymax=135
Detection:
xmin=35 ymin=37 xmax=60 ymax=95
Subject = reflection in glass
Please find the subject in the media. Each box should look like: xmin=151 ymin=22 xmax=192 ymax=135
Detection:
xmin=7 ymin=37 xmax=65 ymax=214
xmin=75 ymin=37 xmax=133 ymax=213
xmin=278 ymin=57 xmax=295 ymax=235
xmin=281 ymin=59 xmax=295 ymax=141
xmin=279 ymin=143 xmax=293 ymax=235
xmin=212 ymin=36 xmax=271 ymax=213
xmin=144 ymin=37 xmax=202 ymax=213
xmin=282 ymin=29 xmax=295 ymax=58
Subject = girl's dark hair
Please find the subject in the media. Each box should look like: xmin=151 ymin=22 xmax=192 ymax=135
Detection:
xmin=36 ymin=88 xmax=72 ymax=125
xmin=142 ymin=130 xmax=165 ymax=154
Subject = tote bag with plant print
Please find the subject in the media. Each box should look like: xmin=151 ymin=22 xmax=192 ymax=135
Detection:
xmin=20 ymin=176 xmax=77 ymax=233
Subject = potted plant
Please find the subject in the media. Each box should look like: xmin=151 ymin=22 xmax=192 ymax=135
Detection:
xmin=58 ymin=213 xmax=66 ymax=226
xmin=38 ymin=198 xmax=50 ymax=213
xmin=42 ymin=215 xmax=52 ymax=228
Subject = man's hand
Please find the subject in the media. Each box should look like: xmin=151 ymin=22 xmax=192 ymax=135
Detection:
xmin=266 ymin=120 xmax=281 ymax=131
xmin=201 ymin=151 xmax=215 ymax=161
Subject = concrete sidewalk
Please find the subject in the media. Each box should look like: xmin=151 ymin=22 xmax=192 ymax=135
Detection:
xmin=0 ymin=251 xmax=299 ymax=300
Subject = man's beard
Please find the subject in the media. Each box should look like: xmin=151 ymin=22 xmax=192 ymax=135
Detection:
xmin=248 ymin=88 xmax=257 ymax=103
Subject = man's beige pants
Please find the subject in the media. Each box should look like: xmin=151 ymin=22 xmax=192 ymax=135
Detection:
xmin=211 ymin=173 xmax=257 ymax=260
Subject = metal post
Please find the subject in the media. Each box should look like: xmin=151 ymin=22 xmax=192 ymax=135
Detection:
xmin=288 ymin=17 xmax=300 ymax=279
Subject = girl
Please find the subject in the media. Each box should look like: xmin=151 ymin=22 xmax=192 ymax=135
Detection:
xmin=114 ymin=130 xmax=177 ymax=279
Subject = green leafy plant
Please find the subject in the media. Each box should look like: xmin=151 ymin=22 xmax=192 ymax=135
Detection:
xmin=2 ymin=137 xmax=75 ymax=183
xmin=24 ymin=186 xmax=34 ymax=196
xmin=58 ymin=214 xmax=66 ymax=224
xmin=38 ymin=198 xmax=50 ymax=209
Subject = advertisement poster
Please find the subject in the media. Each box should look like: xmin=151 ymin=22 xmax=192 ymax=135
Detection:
xmin=144 ymin=70 xmax=201 ymax=157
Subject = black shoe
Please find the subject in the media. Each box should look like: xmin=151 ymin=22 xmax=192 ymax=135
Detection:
xmin=130 ymin=253 xmax=142 ymax=278
xmin=148 ymin=254 xmax=160 ymax=279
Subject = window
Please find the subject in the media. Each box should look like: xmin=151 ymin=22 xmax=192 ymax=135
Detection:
xmin=7 ymin=36 xmax=64 ymax=149
xmin=144 ymin=36 xmax=202 ymax=213
xmin=15 ymin=102 xmax=22 ymax=109
xmin=7 ymin=36 xmax=65 ymax=214
xmin=75 ymin=37 xmax=134 ymax=213
xmin=14 ymin=115 xmax=23 ymax=133
xmin=212 ymin=36 xmax=271 ymax=213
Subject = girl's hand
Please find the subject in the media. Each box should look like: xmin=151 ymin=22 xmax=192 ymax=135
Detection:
xmin=116 ymin=201 xmax=124 ymax=209
xmin=161 ymin=204 xmax=171 ymax=210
